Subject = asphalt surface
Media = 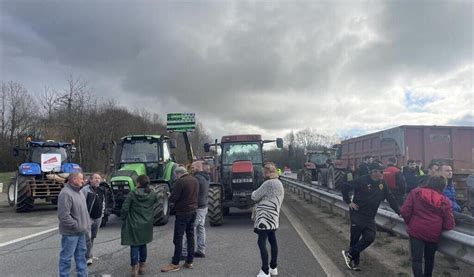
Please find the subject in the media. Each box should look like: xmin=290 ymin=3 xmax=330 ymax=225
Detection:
xmin=0 ymin=201 xmax=326 ymax=277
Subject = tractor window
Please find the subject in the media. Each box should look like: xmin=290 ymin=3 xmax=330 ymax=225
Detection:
xmin=222 ymin=143 xmax=262 ymax=165
xmin=121 ymin=141 xmax=159 ymax=163
xmin=309 ymin=153 xmax=329 ymax=165
xmin=31 ymin=147 xmax=68 ymax=164
xmin=163 ymin=143 xmax=171 ymax=161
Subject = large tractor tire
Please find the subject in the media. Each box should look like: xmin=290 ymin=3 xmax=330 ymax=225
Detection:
xmin=99 ymin=182 xmax=114 ymax=228
xmin=9 ymin=176 xmax=35 ymax=212
xmin=302 ymin=168 xmax=312 ymax=184
xmin=208 ymin=186 xmax=223 ymax=226
xmin=153 ymin=183 xmax=170 ymax=226
xmin=334 ymin=169 xmax=346 ymax=190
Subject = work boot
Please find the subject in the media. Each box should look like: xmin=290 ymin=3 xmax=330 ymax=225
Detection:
xmin=138 ymin=262 xmax=146 ymax=275
xmin=161 ymin=263 xmax=180 ymax=272
xmin=131 ymin=264 xmax=139 ymax=277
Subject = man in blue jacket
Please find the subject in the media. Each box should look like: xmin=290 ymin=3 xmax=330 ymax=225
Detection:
xmin=440 ymin=163 xmax=462 ymax=212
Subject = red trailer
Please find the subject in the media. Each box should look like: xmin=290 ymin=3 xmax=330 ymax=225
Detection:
xmin=335 ymin=125 xmax=474 ymax=209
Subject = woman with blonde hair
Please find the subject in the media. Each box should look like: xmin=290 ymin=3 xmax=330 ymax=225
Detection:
xmin=251 ymin=162 xmax=284 ymax=277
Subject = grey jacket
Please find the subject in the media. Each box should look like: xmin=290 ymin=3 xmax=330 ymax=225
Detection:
xmin=194 ymin=171 xmax=210 ymax=208
xmin=58 ymin=183 xmax=90 ymax=235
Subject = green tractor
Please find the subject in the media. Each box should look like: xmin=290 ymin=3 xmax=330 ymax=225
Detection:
xmin=109 ymin=135 xmax=178 ymax=226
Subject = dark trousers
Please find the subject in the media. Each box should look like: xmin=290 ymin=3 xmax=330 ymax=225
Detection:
xmin=257 ymin=230 xmax=278 ymax=274
xmin=393 ymin=193 xmax=405 ymax=206
xmin=130 ymin=244 xmax=147 ymax=266
xmin=348 ymin=221 xmax=376 ymax=265
xmin=409 ymin=237 xmax=438 ymax=277
xmin=172 ymin=212 xmax=196 ymax=265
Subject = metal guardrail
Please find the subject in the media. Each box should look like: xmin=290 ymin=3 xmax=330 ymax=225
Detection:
xmin=280 ymin=176 xmax=474 ymax=266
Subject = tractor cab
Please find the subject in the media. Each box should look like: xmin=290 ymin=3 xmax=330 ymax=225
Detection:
xmin=110 ymin=135 xmax=177 ymax=225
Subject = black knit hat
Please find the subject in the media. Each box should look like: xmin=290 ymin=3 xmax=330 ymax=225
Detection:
xmin=369 ymin=162 xmax=385 ymax=172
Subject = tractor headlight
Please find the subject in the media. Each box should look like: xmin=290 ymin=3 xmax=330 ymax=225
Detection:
xmin=232 ymin=178 xmax=253 ymax=183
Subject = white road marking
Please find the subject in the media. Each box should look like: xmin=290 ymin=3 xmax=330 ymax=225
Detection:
xmin=282 ymin=205 xmax=346 ymax=277
xmin=0 ymin=227 xmax=58 ymax=248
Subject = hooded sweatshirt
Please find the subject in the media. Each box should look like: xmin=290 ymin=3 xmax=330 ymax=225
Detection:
xmin=194 ymin=171 xmax=210 ymax=208
xmin=58 ymin=183 xmax=90 ymax=235
xmin=401 ymin=187 xmax=455 ymax=243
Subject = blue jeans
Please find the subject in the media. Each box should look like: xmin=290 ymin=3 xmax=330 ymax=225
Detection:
xmin=130 ymin=245 xmax=147 ymax=266
xmin=59 ymin=234 xmax=88 ymax=277
xmin=182 ymin=207 xmax=207 ymax=255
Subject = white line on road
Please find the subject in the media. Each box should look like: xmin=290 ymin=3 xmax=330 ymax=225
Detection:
xmin=0 ymin=227 xmax=58 ymax=248
xmin=282 ymin=205 xmax=346 ymax=277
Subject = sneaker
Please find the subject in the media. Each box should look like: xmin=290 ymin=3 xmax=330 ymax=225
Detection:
xmin=161 ymin=263 xmax=180 ymax=272
xmin=194 ymin=252 xmax=205 ymax=258
xmin=257 ymin=269 xmax=270 ymax=277
xmin=342 ymin=250 xmax=353 ymax=270
xmin=182 ymin=262 xmax=193 ymax=269
xmin=353 ymin=265 xmax=361 ymax=271
xmin=269 ymin=267 xmax=278 ymax=275
xmin=86 ymin=258 xmax=93 ymax=266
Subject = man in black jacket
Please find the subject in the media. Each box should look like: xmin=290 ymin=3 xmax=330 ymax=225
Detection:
xmin=341 ymin=163 xmax=401 ymax=271
xmin=81 ymin=173 xmax=105 ymax=265
xmin=356 ymin=155 xmax=372 ymax=177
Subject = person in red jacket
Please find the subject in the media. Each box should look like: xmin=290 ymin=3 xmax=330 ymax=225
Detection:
xmin=383 ymin=157 xmax=406 ymax=205
xmin=401 ymin=176 xmax=455 ymax=277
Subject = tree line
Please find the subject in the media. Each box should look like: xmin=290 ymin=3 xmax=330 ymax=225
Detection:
xmin=0 ymin=77 xmax=211 ymax=173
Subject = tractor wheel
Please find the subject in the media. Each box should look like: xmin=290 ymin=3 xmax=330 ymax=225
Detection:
xmin=51 ymin=198 xmax=58 ymax=205
xmin=13 ymin=176 xmax=35 ymax=212
xmin=334 ymin=169 xmax=346 ymax=190
xmin=327 ymin=166 xmax=335 ymax=190
xmin=153 ymin=183 xmax=170 ymax=226
xmin=208 ymin=186 xmax=223 ymax=226
xmin=100 ymin=214 xmax=109 ymax=228
xmin=302 ymin=168 xmax=312 ymax=184
xmin=7 ymin=181 xmax=15 ymax=207
xmin=99 ymin=182 xmax=114 ymax=228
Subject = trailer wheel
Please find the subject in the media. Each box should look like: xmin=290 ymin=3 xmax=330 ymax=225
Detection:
xmin=334 ymin=169 xmax=346 ymax=190
xmin=13 ymin=176 xmax=35 ymax=212
xmin=208 ymin=186 xmax=223 ymax=226
xmin=302 ymin=168 xmax=312 ymax=184
xmin=153 ymin=183 xmax=170 ymax=226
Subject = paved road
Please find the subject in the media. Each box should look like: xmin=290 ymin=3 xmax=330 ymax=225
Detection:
xmin=0 ymin=204 xmax=326 ymax=276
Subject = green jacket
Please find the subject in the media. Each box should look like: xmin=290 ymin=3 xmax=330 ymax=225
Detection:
xmin=121 ymin=188 xmax=158 ymax=246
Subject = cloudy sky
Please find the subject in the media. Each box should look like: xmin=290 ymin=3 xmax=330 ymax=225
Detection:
xmin=1 ymin=0 xmax=472 ymax=140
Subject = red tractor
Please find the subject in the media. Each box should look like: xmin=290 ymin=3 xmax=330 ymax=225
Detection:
xmin=297 ymin=148 xmax=348 ymax=190
xmin=204 ymin=134 xmax=283 ymax=226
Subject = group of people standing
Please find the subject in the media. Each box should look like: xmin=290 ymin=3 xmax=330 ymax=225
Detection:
xmin=342 ymin=156 xmax=457 ymax=277
xmin=55 ymin=161 xmax=285 ymax=277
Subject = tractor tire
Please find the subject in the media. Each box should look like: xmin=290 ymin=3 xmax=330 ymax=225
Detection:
xmin=51 ymin=198 xmax=58 ymax=205
xmin=99 ymin=182 xmax=114 ymax=228
xmin=208 ymin=186 xmax=223 ymax=226
xmin=7 ymin=181 xmax=15 ymax=207
xmin=13 ymin=176 xmax=35 ymax=212
xmin=302 ymin=168 xmax=312 ymax=184
xmin=327 ymin=166 xmax=335 ymax=190
xmin=334 ymin=169 xmax=346 ymax=190
xmin=100 ymin=214 xmax=109 ymax=228
xmin=153 ymin=183 xmax=170 ymax=226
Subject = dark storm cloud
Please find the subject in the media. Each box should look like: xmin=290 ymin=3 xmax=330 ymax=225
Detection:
xmin=1 ymin=1 xmax=472 ymax=137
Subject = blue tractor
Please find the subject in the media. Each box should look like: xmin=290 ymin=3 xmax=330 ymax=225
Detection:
xmin=7 ymin=138 xmax=82 ymax=212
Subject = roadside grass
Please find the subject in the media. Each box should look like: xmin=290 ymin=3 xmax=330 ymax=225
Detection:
xmin=0 ymin=171 xmax=15 ymax=187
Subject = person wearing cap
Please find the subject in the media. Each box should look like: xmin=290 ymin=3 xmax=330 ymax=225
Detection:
xmin=341 ymin=162 xmax=401 ymax=271
xmin=251 ymin=162 xmax=284 ymax=277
